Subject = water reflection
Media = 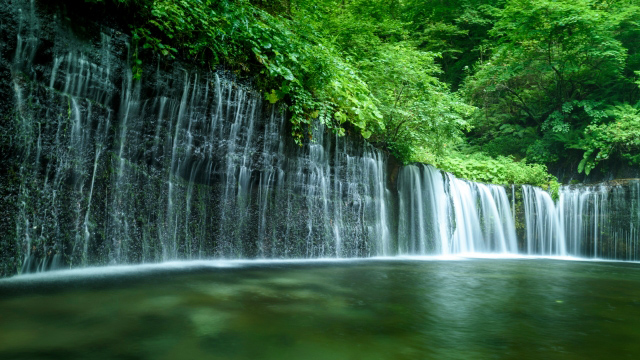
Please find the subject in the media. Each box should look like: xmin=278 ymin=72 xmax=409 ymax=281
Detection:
xmin=1 ymin=259 xmax=640 ymax=359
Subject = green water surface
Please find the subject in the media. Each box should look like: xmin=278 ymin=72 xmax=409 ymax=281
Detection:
xmin=1 ymin=258 xmax=640 ymax=359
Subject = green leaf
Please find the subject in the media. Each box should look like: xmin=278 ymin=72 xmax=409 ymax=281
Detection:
xmin=578 ymin=158 xmax=587 ymax=174
xmin=265 ymin=90 xmax=279 ymax=104
xmin=334 ymin=111 xmax=347 ymax=124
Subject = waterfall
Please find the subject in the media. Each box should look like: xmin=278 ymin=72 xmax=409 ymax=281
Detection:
xmin=519 ymin=182 xmax=640 ymax=259
xmin=395 ymin=167 xmax=639 ymax=259
xmin=522 ymin=185 xmax=566 ymax=256
xmin=6 ymin=0 xmax=392 ymax=272
xmin=2 ymin=0 xmax=640 ymax=276
xmin=396 ymin=165 xmax=518 ymax=255
xmin=558 ymin=183 xmax=640 ymax=260
xmin=397 ymin=165 xmax=450 ymax=254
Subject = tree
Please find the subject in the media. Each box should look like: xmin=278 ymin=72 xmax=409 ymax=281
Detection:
xmin=360 ymin=43 xmax=473 ymax=160
xmin=464 ymin=0 xmax=637 ymax=170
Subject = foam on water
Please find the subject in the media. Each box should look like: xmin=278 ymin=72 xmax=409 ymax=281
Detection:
xmin=7 ymin=254 xmax=637 ymax=285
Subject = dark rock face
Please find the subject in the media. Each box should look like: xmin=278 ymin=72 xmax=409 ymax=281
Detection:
xmin=0 ymin=1 xmax=24 ymax=277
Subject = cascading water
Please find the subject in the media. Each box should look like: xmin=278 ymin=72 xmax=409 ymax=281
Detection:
xmin=397 ymin=164 xmax=451 ymax=254
xmin=557 ymin=182 xmax=640 ymax=260
xmin=521 ymin=185 xmax=566 ymax=256
xmin=514 ymin=182 xmax=640 ymax=259
xmin=395 ymin=166 xmax=640 ymax=259
xmin=5 ymin=0 xmax=392 ymax=273
xmin=2 ymin=0 xmax=640 ymax=277
xmin=396 ymin=165 xmax=518 ymax=255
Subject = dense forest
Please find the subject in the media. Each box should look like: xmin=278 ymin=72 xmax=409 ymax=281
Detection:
xmin=87 ymin=0 xmax=640 ymax=189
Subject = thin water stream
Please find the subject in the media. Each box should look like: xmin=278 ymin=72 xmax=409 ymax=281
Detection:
xmin=1 ymin=259 xmax=640 ymax=359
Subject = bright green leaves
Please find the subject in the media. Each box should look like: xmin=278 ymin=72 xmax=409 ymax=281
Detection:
xmin=352 ymin=41 xmax=474 ymax=162
xmin=427 ymin=151 xmax=560 ymax=197
xmin=463 ymin=0 xmax=638 ymax=174
xmin=265 ymin=90 xmax=279 ymax=104
xmin=576 ymin=104 xmax=640 ymax=174
xmin=578 ymin=154 xmax=595 ymax=176
xmin=334 ymin=111 xmax=347 ymax=124
xmin=244 ymin=3 xmax=386 ymax=143
xmin=292 ymin=0 xmax=476 ymax=162
xmin=541 ymin=100 xmax=608 ymax=138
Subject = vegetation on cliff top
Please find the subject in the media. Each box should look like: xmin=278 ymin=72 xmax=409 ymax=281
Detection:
xmin=84 ymin=0 xmax=640 ymax=189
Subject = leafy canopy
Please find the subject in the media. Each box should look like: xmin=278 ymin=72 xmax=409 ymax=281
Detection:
xmin=462 ymin=0 xmax=640 ymax=176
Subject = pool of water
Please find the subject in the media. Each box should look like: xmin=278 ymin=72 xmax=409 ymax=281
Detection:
xmin=1 ymin=258 xmax=640 ymax=359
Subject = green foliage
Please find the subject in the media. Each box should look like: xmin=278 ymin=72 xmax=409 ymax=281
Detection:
xmin=432 ymin=152 xmax=557 ymax=186
xmin=358 ymin=43 xmax=474 ymax=160
xmin=478 ymin=123 xmax=536 ymax=158
xmin=420 ymin=151 xmax=560 ymax=198
xmin=292 ymin=0 xmax=475 ymax=161
xmin=525 ymin=137 xmax=560 ymax=165
xmin=463 ymin=0 xmax=639 ymax=173
xmin=575 ymin=104 xmax=640 ymax=174
xmin=402 ymin=0 xmax=504 ymax=89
